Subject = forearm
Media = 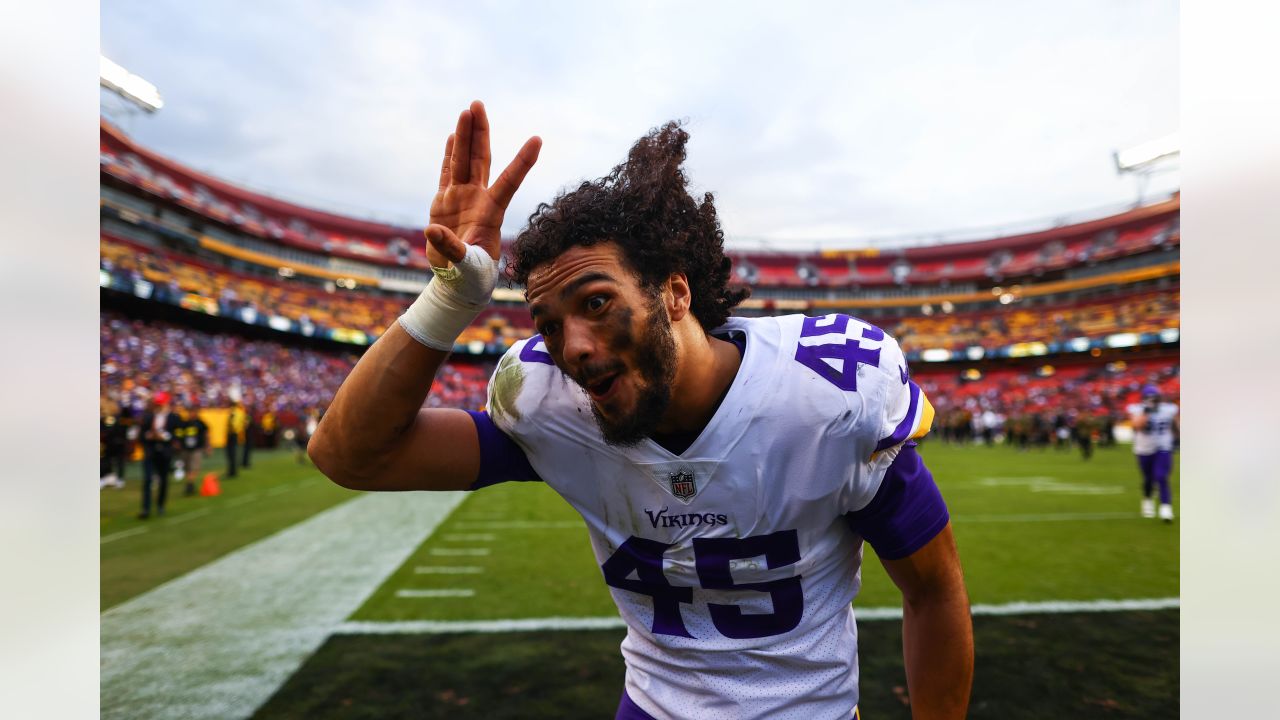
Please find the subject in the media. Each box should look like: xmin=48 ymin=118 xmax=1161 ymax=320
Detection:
xmin=309 ymin=322 xmax=450 ymax=486
xmin=901 ymin=584 xmax=974 ymax=720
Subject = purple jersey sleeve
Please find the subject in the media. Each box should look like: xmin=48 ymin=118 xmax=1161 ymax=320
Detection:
xmin=465 ymin=410 xmax=542 ymax=490
xmin=844 ymin=441 xmax=949 ymax=560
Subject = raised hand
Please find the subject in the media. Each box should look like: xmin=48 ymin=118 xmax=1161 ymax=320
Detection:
xmin=426 ymin=100 xmax=541 ymax=266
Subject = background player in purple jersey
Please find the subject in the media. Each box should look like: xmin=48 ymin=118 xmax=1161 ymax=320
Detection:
xmin=310 ymin=100 xmax=973 ymax=719
xmin=1129 ymin=385 xmax=1179 ymax=522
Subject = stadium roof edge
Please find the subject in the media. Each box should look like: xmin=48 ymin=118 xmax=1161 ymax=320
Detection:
xmin=100 ymin=118 xmax=421 ymax=240
xmin=890 ymin=194 xmax=1180 ymax=260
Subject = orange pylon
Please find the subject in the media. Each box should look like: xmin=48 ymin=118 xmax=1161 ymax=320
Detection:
xmin=199 ymin=472 xmax=222 ymax=497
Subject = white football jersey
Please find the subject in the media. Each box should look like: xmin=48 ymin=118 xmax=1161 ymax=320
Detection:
xmin=1127 ymin=401 xmax=1178 ymax=454
xmin=485 ymin=314 xmax=935 ymax=719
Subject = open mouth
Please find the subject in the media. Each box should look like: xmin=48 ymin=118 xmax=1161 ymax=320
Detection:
xmin=586 ymin=373 xmax=620 ymax=401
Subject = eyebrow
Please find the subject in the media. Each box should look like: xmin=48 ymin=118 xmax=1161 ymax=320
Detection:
xmin=528 ymin=272 xmax=618 ymax=318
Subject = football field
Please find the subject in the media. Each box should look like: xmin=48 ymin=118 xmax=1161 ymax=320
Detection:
xmin=101 ymin=442 xmax=1179 ymax=719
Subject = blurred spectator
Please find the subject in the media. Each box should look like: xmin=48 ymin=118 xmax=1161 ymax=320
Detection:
xmin=139 ymin=391 xmax=181 ymax=519
xmin=261 ymin=409 xmax=278 ymax=449
xmin=175 ymin=399 xmax=210 ymax=497
xmin=241 ymin=401 xmax=255 ymax=470
xmin=227 ymin=400 xmax=247 ymax=479
xmin=100 ymin=394 xmax=128 ymax=489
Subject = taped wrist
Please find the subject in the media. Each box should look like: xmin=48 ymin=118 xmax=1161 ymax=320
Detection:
xmin=398 ymin=244 xmax=497 ymax=351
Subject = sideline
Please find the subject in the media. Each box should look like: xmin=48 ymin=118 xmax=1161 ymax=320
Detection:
xmin=100 ymin=491 xmax=467 ymax=720
xmin=333 ymin=596 xmax=1180 ymax=635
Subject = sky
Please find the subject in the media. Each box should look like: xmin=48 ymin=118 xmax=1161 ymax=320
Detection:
xmin=100 ymin=0 xmax=1179 ymax=250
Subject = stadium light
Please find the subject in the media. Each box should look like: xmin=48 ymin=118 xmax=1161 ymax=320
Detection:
xmin=1113 ymin=133 xmax=1179 ymax=174
xmin=100 ymin=55 xmax=164 ymax=113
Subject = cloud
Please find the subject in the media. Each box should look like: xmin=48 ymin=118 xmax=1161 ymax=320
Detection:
xmin=102 ymin=0 xmax=1179 ymax=247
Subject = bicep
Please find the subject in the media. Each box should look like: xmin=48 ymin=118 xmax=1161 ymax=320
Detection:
xmin=375 ymin=408 xmax=541 ymax=492
xmin=372 ymin=408 xmax=483 ymax=491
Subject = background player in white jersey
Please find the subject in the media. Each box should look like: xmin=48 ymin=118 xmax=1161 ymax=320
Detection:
xmin=310 ymin=100 xmax=974 ymax=719
xmin=1128 ymin=385 xmax=1179 ymax=522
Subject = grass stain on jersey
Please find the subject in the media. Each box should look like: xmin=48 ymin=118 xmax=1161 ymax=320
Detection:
xmin=489 ymin=352 xmax=526 ymax=424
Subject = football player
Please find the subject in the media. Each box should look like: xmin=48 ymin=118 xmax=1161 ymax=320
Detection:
xmin=1128 ymin=385 xmax=1179 ymax=522
xmin=311 ymin=101 xmax=973 ymax=719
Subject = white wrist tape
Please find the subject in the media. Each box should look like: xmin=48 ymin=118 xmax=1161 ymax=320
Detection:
xmin=398 ymin=243 xmax=498 ymax=351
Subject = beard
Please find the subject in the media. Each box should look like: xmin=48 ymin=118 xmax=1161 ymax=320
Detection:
xmin=585 ymin=295 xmax=677 ymax=447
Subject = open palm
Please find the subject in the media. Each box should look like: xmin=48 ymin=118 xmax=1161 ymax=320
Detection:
xmin=426 ymin=101 xmax=541 ymax=266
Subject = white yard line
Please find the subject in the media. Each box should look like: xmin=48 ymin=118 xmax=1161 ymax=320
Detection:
xmin=163 ymin=508 xmax=212 ymax=525
xmin=100 ymin=527 xmax=149 ymax=545
xmin=453 ymin=520 xmax=583 ymax=530
xmin=265 ymin=485 xmax=294 ymax=496
xmin=970 ymin=597 xmax=1181 ymax=616
xmin=101 ymin=490 xmax=467 ymax=720
xmin=415 ymin=566 xmax=485 ymax=574
xmin=430 ymin=547 xmax=491 ymax=556
xmin=955 ymin=511 xmax=1137 ymax=523
xmin=336 ymin=616 xmax=628 ymax=635
xmin=396 ymin=589 xmax=476 ymax=598
xmin=442 ymin=533 xmax=496 ymax=542
xmin=223 ymin=493 xmax=260 ymax=507
xmin=333 ymin=597 xmax=1179 ymax=635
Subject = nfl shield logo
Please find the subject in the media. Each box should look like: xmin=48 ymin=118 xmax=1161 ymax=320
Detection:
xmin=668 ymin=470 xmax=697 ymax=501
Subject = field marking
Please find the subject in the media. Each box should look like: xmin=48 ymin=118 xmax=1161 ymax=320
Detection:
xmin=164 ymin=508 xmax=212 ymax=525
xmin=453 ymin=520 xmax=583 ymax=530
xmin=336 ymin=616 xmax=628 ymax=635
xmin=265 ymin=485 xmax=294 ymax=497
xmin=415 ymin=566 xmax=485 ymax=574
xmin=442 ymin=533 xmax=496 ymax=542
xmin=101 ymin=527 xmax=149 ymax=544
xmin=224 ymin=494 xmax=260 ymax=507
xmin=333 ymin=597 xmax=1180 ymax=635
xmin=101 ymin=490 xmax=467 ymax=720
xmin=955 ymin=511 xmax=1137 ymax=523
xmin=970 ymin=597 xmax=1181 ymax=616
xmin=430 ymin=548 xmax=491 ymax=556
xmin=396 ymin=589 xmax=476 ymax=598
xmin=975 ymin=477 xmax=1125 ymax=495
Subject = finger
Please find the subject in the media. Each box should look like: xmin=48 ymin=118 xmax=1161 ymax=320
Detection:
xmin=450 ymin=108 xmax=472 ymax=184
xmin=438 ymin=134 xmax=455 ymax=192
xmin=489 ymin=136 xmax=542 ymax=209
xmin=425 ymin=224 xmax=467 ymax=264
xmin=469 ymin=99 xmax=492 ymax=186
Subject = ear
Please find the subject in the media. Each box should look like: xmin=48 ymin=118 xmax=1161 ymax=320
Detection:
xmin=665 ymin=273 xmax=692 ymax=323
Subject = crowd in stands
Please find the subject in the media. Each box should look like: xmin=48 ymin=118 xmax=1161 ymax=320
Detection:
xmin=100 ymin=311 xmax=493 ymax=438
xmin=101 ymin=236 xmax=405 ymax=336
xmin=888 ymin=291 xmax=1179 ymax=353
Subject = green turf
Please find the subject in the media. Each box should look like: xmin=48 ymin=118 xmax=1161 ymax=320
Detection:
xmin=102 ymin=442 xmax=1180 ymax=717
xmin=350 ymin=481 xmax=613 ymax=621
xmin=252 ymin=609 xmax=1178 ymax=719
xmin=353 ymin=443 xmax=1178 ymax=621
xmin=100 ymin=449 xmax=359 ymax=610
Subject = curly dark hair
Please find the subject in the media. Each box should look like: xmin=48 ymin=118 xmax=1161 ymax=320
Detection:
xmin=508 ymin=121 xmax=749 ymax=331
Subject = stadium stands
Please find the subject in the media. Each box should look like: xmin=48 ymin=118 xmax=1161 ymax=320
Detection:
xmin=100 ymin=118 xmax=1178 ymax=291
xmin=100 ymin=311 xmax=492 ymax=427
xmin=102 ymin=225 xmax=1178 ymax=357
